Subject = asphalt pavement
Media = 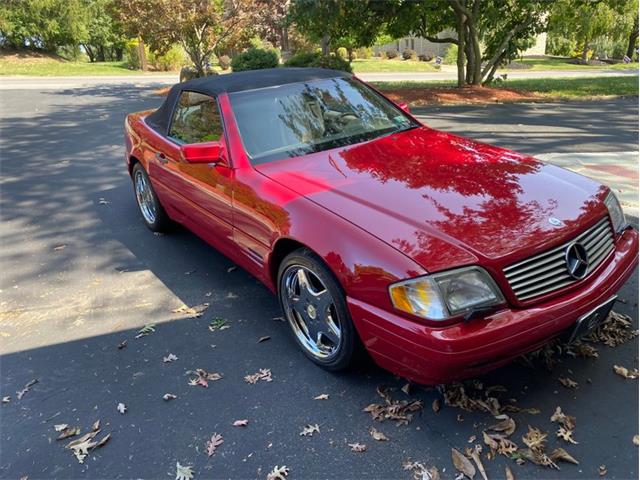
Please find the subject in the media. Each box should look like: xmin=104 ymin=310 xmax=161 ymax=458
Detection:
xmin=0 ymin=85 xmax=638 ymax=479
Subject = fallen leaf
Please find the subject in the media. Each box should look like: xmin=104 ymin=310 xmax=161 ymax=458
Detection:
xmin=205 ymin=433 xmax=223 ymax=457
xmin=558 ymin=377 xmax=578 ymax=389
xmin=300 ymin=424 xmax=320 ymax=437
xmin=16 ymin=379 xmax=38 ymax=400
xmin=208 ymin=318 xmax=227 ymax=331
xmin=184 ymin=270 xmax=195 ymax=275
xmin=557 ymin=427 xmax=578 ymax=444
xmin=613 ymin=364 xmax=639 ymax=379
xmin=244 ymin=368 xmax=272 ymax=384
xmin=54 ymin=424 xmax=68 ymax=432
xmin=98 ymin=197 xmax=110 ymax=205
xmin=488 ymin=417 xmax=516 ymax=436
xmin=505 ymin=466 xmax=515 ymax=480
xmin=187 ymin=368 xmax=223 ymax=387
xmin=57 ymin=426 xmax=80 ymax=440
xmin=403 ymin=459 xmax=440 ymax=480
xmin=468 ymin=445 xmax=487 ymax=480
xmin=233 ymin=419 xmax=249 ymax=427
xmin=258 ymin=336 xmax=271 ymax=343
xmin=451 ymin=448 xmax=475 ymax=479
xmin=91 ymin=420 xmax=100 ymax=431
xmin=266 ymin=465 xmax=289 ymax=480
xmin=314 ymin=394 xmax=329 ymax=400
xmin=117 ymin=340 xmax=127 ymax=350
xmin=550 ymin=447 xmax=579 ymax=465
xmin=1 ymin=396 xmax=10 ymax=404
xmin=586 ymin=311 xmax=638 ymax=347
xmin=348 ymin=442 xmax=367 ymax=452
xmin=173 ymin=303 xmax=209 ymax=318
xmin=634 ymin=435 xmax=639 ymax=446
xmin=432 ymin=398 xmax=441 ymax=412
xmin=227 ymin=266 xmax=237 ymax=273
xmin=66 ymin=430 xmax=100 ymax=464
xmin=53 ymin=244 xmax=66 ymax=251
xmin=369 ymin=427 xmax=389 ymax=441
xmin=163 ymin=393 xmax=177 ymax=401
xmin=401 ymin=382 xmax=411 ymax=395
xmin=163 ymin=353 xmax=178 ymax=363
xmin=550 ymin=406 xmax=576 ymax=431
xmin=599 ymin=465 xmax=607 ymax=477
xmin=363 ymin=386 xmax=423 ymax=425
xmin=135 ymin=324 xmax=155 ymax=339
xmin=468 ymin=435 xmax=476 ymax=443
xmin=176 ymin=462 xmax=194 ymax=480
xmin=117 ymin=403 xmax=126 ymax=414
xmin=522 ymin=426 xmax=547 ymax=451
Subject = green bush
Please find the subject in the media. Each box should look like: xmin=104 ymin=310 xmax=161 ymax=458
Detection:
xmin=284 ymin=52 xmax=352 ymax=73
xmin=336 ymin=47 xmax=348 ymax=60
xmin=355 ymin=47 xmax=373 ymax=59
xmin=149 ymin=45 xmax=185 ymax=71
xmin=385 ymin=49 xmax=399 ymax=59
xmin=402 ymin=49 xmax=417 ymax=60
xmin=443 ymin=44 xmax=458 ymax=65
xmin=231 ymin=48 xmax=279 ymax=72
xmin=218 ymin=55 xmax=231 ymax=70
xmin=418 ymin=53 xmax=433 ymax=62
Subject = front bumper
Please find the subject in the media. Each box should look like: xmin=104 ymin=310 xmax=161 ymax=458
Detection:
xmin=348 ymin=227 xmax=639 ymax=385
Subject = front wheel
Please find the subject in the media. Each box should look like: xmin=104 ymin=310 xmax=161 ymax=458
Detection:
xmin=132 ymin=163 xmax=171 ymax=232
xmin=277 ymin=248 xmax=359 ymax=371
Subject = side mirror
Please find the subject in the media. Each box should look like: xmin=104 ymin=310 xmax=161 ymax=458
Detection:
xmin=181 ymin=142 xmax=225 ymax=165
xmin=397 ymin=102 xmax=411 ymax=114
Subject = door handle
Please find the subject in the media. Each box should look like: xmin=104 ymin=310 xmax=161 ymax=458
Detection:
xmin=155 ymin=152 xmax=168 ymax=164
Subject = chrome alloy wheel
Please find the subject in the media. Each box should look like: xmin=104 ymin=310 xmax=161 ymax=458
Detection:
xmin=134 ymin=170 xmax=157 ymax=224
xmin=280 ymin=265 xmax=342 ymax=359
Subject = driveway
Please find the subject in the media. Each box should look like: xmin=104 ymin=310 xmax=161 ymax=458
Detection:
xmin=0 ymin=86 xmax=638 ymax=479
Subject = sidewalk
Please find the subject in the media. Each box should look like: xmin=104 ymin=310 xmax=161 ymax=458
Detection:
xmin=0 ymin=68 xmax=637 ymax=90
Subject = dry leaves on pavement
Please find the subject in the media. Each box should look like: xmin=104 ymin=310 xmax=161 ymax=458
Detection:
xmin=550 ymin=447 xmax=579 ymax=465
xmin=451 ymin=447 xmax=475 ymax=479
xmin=348 ymin=442 xmax=367 ymax=452
xmin=2 ymin=396 xmax=10 ymax=404
xmin=65 ymin=427 xmax=110 ymax=464
xmin=402 ymin=459 xmax=440 ymax=480
xmin=634 ymin=435 xmax=639 ymax=446
xmin=557 ymin=427 xmax=578 ymax=444
xmin=369 ymin=427 xmax=389 ymax=441
xmin=300 ymin=424 xmax=320 ymax=437
xmin=585 ymin=311 xmax=638 ymax=347
xmin=208 ymin=318 xmax=228 ymax=331
xmin=244 ymin=368 xmax=273 ymax=384
xmin=313 ymin=394 xmax=329 ymax=400
xmin=16 ymin=379 xmax=38 ymax=400
xmin=172 ymin=303 xmax=209 ymax=318
xmin=233 ymin=419 xmax=249 ymax=427
xmin=176 ymin=462 xmax=194 ymax=480
xmin=558 ymin=377 xmax=578 ymax=389
xmin=550 ymin=406 xmax=576 ymax=431
xmin=363 ymin=386 xmax=423 ymax=426
xmin=205 ymin=433 xmax=223 ymax=457
xmin=258 ymin=336 xmax=271 ymax=343
xmin=135 ymin=324 xmax=156 ymax=339
xmin=163 ymin=353 xmax=178 ymax=363
xmin=613 ymin=364 xmax=639 ymax=379
xmin=266 ymin=465 xmax=289 ymax=480
xmin=187 ymin=369 xmax=223 ymax=387
xmin=163 ymin=393 xmax=177 ymax=401
xmin=116 ymin=403 xmax=126 ymax=414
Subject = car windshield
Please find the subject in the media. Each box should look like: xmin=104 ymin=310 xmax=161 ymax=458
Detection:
xmin=228 ymin=77 xmax=417 ymax=164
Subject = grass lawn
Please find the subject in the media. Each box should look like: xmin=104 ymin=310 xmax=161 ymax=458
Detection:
xmin=371 ymin=75 xmax=638 ymax=104
xmin=501 ymin=56 xmax=639 ymax=71
xmin=0 ymin=57 xmax=176 ymax=76
xmin=351 ymin=58 xmax=437 ymax=73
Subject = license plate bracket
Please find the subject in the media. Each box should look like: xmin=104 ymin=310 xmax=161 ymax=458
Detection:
xmin=566 ymin=296 xmax=617 ymax=344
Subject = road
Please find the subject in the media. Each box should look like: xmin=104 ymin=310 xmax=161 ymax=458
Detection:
xmin=0 ymin=85 xmax=638 ymax=479
xmin=0 ymin=67 xmax=637 ymax=89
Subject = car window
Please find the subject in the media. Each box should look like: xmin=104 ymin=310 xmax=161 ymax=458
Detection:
xmin=168 ymin=91 xmax=223 ymax=144
xmin=228 ymin=78 xmax=417 ymax=164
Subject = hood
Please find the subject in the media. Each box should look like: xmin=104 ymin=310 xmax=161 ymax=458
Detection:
xmin=255 ymin=126 xmax=608 ymax=272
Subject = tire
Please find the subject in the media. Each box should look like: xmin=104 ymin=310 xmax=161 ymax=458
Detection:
xmin=277 ymin=248 xmax=360 ymax=371
xmin=132 ymin=163 xmax=171 ymax=232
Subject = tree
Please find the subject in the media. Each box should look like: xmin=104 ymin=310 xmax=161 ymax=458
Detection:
xmin=289 ymin=0 xmax=384 ymax=60
xmin=385 ymin=0 xmax=548 ymax=87
xmin=0 ymin=0 xmax=89 ymax=52
xmin=82 ymin=0 xmax=126 ymax=62
xmin=115 ymin=0 xmax=255 ymax=75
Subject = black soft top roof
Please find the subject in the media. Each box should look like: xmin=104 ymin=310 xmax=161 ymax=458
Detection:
xmin=146 ymin=67 xmax=351 ymax=135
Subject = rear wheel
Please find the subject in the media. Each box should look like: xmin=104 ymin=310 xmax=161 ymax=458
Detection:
xmin=277 ymin=248 xmax=359 ymax=371
xmin=132 ymin=163 xmax=171 ymax=232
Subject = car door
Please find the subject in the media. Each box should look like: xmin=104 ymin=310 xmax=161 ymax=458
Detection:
xmin=150 ymin=90 xmax=235 ymax=254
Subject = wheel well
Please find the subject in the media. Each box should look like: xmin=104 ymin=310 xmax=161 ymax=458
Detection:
xmin=270 ymin=238 xmax=307 ymax=287
xmin=128 ymin=155 xmax=140 ymax=176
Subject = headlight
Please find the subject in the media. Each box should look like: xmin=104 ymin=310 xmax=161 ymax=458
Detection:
xmin=389 ymin=266 xmax=504 ymax=321
xmin=604 ymin=191 xmax=626 ymax=233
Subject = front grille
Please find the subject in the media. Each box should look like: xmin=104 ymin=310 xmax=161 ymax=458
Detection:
xmin=503 ymin=217 xmax=614 ymax=301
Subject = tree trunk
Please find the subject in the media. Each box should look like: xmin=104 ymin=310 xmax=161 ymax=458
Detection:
xmin=464 ymin=25 xmax=474 ymax=84
xmin=626 ymin=15 xmax=639 ymax=59
xmin=83 ymin=44 xmax=95 ymax=63
xmin=138 ymin=38 xmax=148 ymax=71
xmin=581 ymin=39 xmax=590 ymax=62
xmin=456 ymin=15 xmax=466 ymax=87
xmin=98 ymin=45 xmax=106 ymax=62
xmin=321 ymin=34 xmax=330 ymax=55
xmin=347 ymin=47 xmax=354 ymax=63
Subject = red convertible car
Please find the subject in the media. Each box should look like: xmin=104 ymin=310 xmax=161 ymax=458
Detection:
xmin=124 ymin=68 xmax=638 ymax=384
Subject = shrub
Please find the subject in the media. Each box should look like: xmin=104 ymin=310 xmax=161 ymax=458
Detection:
xmin=385 ymin=49 xmax=399 ymax=59
xmin=284 ymin=52 xmax=352 ymax=73
xmin=443 ymin=44 xmax=458 ymax=65
xmin=217 ymin=54 xmax=231 ymax=70
xmin=418 ymin=53 xmax=433 ymax=62
xmin=336 ymin=47 xmax=348 ymax=60
xmin=402 ymin=48 xmax=417 ymax=60
xmin=231 ymin=47 xmax=279 ymax=72
xmin=355 ymin=47 xmax=373 ymax=59
xmin=149 ymin=45 xmax=186 ymax=71
xmin=124 ymin=39 xmax=149 ymax=69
